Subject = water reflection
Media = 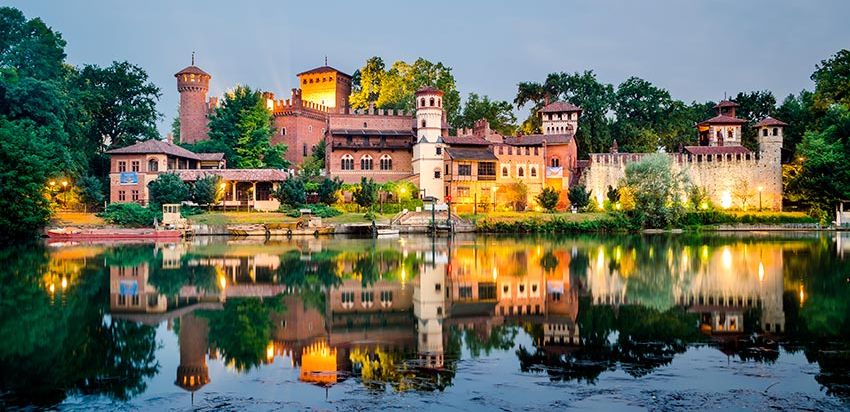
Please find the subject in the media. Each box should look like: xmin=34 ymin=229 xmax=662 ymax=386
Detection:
xmin=1 ymin=233 xmax=849 ymax=408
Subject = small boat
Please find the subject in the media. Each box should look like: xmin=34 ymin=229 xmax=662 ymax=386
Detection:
xmin=266 ymin=222 xmax=335 ymax=236
xmin=47 ymin=227 xmax=182 ymax=240
xmin=228 ymin=224 xmax=268 ymax=236
xmin=376 ymin=228 xmax=400 ymax=238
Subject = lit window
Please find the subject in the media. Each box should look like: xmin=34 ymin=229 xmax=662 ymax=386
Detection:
xmin=530 ymin=167 xmax=537 ymax=177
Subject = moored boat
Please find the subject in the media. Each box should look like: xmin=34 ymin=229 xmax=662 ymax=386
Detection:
xmin=46 ymin=227 xmax=182 ymax=240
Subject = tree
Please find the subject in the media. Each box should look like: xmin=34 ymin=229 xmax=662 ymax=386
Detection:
xmin=0 ymin=7 xmax=66 ymax=80
xmin=732 ymin=178 xmax=755 ymax=210
xmin=568 ymin=185 xmax=592 ymax=211
xmin=353 ymin=177 xmax=378 ymax=209
xmin=317 ymin=176 xmax=343 ymax=205
xmin=0 ymin=119 xmax=55 ymax=239
xmin=456 ymin=93 xmax=517 ymax=135
xmin=621 ymin=154 xmax=688 ymax=228
xmin=349 ymin=56 xmax=385 ymax=109
xmin=811 ymin=49 xmax=850 ymax=110
xmin=535 ymin=187 xmax=560 ymax=212
xmin=501 ymin=182 xmax=528 ymax=211
xmin=273 ymin=177 xmax=306 ymax=207
xmin=606 ymin=185 xmax=620 ymax=204
xmin=207 ymin=85 xmax=288 ymax=169
xmin=191 ymin=174 xmax=221 ymax=208
xmin=301 ymin=140 xmax=325 ymax=176
xmin=734 ymin=90 xmax=777 ymax=150
xmin=612 ymin=77 xmax=675 ymax=153
xmin=147 ymin=173 xmax=189 ymax=207
xmin=77 ymin=175 xmax=105 ymax=211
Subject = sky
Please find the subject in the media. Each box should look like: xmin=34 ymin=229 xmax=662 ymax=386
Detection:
xmin=7 ymin=0 xmax=850 ymax=134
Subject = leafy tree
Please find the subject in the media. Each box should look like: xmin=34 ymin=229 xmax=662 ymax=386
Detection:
xmin=191 ymin=174 xmax=221 ymax=208
xmin=775 ymin=90 xmax=816 ymax=154
xmin=606 ymin=185 xmax=620 ymax=204
xmin=147 ymin=173 xmax=189 ymax=207
xmin=207 ymin=85 xmax=288 ymax=168
xmin=811 ymin=49 xmax=850 ymax=110
xmin=273 ymin=177 xmax=306 ymax=207
xmin=77 ymin=175 xmax=105 ymax=210
xmin=567 ymin=185 xmax=592 ymax=211
xmin=317 ymin=176 xmax=343 ymax=205
xmin=621 ymin=153 xmax=688 ymax=228
xmin=733 ymin=90 xmax=777 ymax=149
xmin=301 ymin=139 xmax=325 ymax=176
xmin=535 ymin=186 xmax=560 ymax=212
xmin=349 ymin=56 xmax=385 ymax=109
xmin=455 ymin=93 xmax=517 ymax=135
xmin=0 ymin=7 xmax=66 ymax=80
xmin=353 ymin=177 xmax=378 ymax=209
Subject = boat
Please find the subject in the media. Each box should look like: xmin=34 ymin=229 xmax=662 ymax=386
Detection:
xmin=228 ymin=224 xmax=268 ymax=236
xmin=376 ymin=228 xmax=400 ymax=238
xmin=46 ymin=227 xmax=182 ymax=240
xmin=266 ymin=222 xmax=335 ymax=236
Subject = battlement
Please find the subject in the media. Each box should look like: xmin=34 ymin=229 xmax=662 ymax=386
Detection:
xmin=588 ymin=151 xmax=762 ymax=168
xmin=333 ymin=107 xmax=414 ymax=117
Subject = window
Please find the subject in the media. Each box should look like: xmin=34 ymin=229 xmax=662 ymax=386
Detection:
xmin=341 ymin=154 xmax=354 ymax=170
xmin=118 ymin=161 xmax=126 ymax=172
xmin=256 ymin=182 xmax=272 ymax=200
xmin=530 ymin=167 xmax=537 ymax=177
xmin=534 ymin=147 xmax=539 ymax=155
xmin=429 ymin=97 xmax=435 ymax=106
xmin=762 ymin=128 xmax=768 ymax=136
xmin=458 ymin=164 xmax=472 ymax=176
xmin=479 ymin=283 xmax=496 ymax=300
xmin=436 ymin=147 xmax=442 ymax=155
xmin=478 ymin=162 xmax=496 ymax=176
xmin=459 ymin=286 xmax=473 ymax=299
xmin=380 ymin=154 xmax=392 ymax=170
xmin=303 ymin=144 xmax=308 ymax=157
xmin=457 ymin=187 xmax=470 ymax=197
xmin=118 ymin=190 xmax=126 ymax=201
xmin=498 ymin=145 xmax=503 ymax=155
xmin=361 ymin=291 xmax=374 ymax=304
xmin=341 ymin=291 xmax=355 ymax=304
xmin=438 ymin=98 xmax=442 ymax=107
xmin=728 ymin=129 xmax=734 ymax=139
xmin=502 ymin=166 xmax=509 ymax=177
xmin=434 ymin=283 xmax=442 ymax=292
xmin=380 ymin=290 xmax=393 ymax=304
xmin=434 ymin=169 xmax=441 ymax=179
xmin=772 ymin=127 xmax=778 ymax=136
xmin=525 ymin=147 xmax=530 ymax=155
xmin=518 ymin=167 xmax=525 ymax=177
xmin=148 ymin=159 xmax=158 ymax=172
xmin=551 ymin=157 xmax=560 ymax=167
xmin=131 ymin=161 xmax=140 ymax=172
xmin=280 ymin=127 xmax=286 ymax=135
xmin=508 ymin=146 xmax=513 ymax=155
xmin=360 ymin=155 xmax=373 ymax=170
xmin=421 ymin=119 xmax=427 ymax=128
xmin=131 ymin=190 xmax=139 ymax=202
xmin=420 ymin=98 xmax=425 ymax=107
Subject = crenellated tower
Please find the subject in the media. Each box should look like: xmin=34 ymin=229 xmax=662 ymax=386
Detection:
xmin=539 ymin=101 xmax=582 ymax=135
xmin=754 ymin=116 xmax=787 ymax=210
xmin=412 ymin=87 xmax=446 ymax=201
xmin=175 ymin=57 xmax=211 ymax=144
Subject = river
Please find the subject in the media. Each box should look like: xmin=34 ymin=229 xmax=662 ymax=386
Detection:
xmin=1 ymin=233 xmax=849 ymax=411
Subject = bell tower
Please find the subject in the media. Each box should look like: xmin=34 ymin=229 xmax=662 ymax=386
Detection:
xmin=175 ymin=54 xmax=211 ymax=144
xmin=412 ymin=86 xmax=446 ymax=201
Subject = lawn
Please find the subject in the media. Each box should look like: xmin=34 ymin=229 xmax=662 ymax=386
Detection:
xmin=51 ymin=212 xmax=106 ymax=227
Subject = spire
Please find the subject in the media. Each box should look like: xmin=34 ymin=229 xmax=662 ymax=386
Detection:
xmin=191 ymin=51 xmax=195 ymax=66
xmin=324 ymin=56 xmax=328 ymax=66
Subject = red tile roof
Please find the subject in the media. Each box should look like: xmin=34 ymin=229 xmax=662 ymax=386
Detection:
xmin=442 ymin=136 xmax=491 ymax=146
xmin=444 ymin=147 xmax=498 ymax=161
xmin=197 ymin=152 xmax=225 ymax=161
xmin=296 ymin=65 xmax=352 ymax=78
xmin=714 ymin=100 xmax=739 ymax=109
xmin=175 ymin=65 xmax=210 ymax=77
xmin=504 ymin=134 xmax=573 ymax=146
xmin=539 ymin=101 xmax=582 ymax=113
xmin=698 ymin=115 xmax=747 ymax=125
xmin=683 ymin=145 xmax=751 ymax=155
xmin=176 ymin=169 xmax=289 ymax=182
xmin=753 ymin=117 xmax=788 ymax=128
xmin=106 ymin=140 xmax=200 ymax=160
xmin=415 ymin=86 xmax=444 ymax=96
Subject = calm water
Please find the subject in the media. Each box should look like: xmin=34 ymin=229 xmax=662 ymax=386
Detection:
xmin=2 ymin=233 xmax=850 ymax=411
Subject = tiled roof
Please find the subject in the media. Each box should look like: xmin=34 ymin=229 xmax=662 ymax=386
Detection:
xmin=504 ymin=133 xmax=573 ymax=146
xmin=698 ymin=115 xmax=747 ymax=125
xmin=442 ymin=136 xmax=491 ymax=146
xmin=175 ymin=65 xmax=209 ymax=77
xmin=296 ymin=65 xmax=352 ymax=78
xmin=176 ymin=169 xmax=289 ymax=182
xmin=753 ymin=117 xmax=788 ymax=128
xmin=106 ymin=140 xmax=200 ymax=160
xmin=683 ymin=145 xmax=751 ymax=155
xmin=197 ymin=152 xmax=225 ymax=161
xmin=415 ymin=86 xmax=444 ymax=96
xmin=445 ymin=147 xmax=498 ymax=161
xmin=329 ymin=129 xmax=414 ymax=137
xmin=714 ymin=100 xmax=739 ymax=108
xmin=539 ymin=101 xmax=582 ymax=113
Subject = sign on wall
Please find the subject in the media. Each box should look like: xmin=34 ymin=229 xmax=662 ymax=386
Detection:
xmin=119 ymin=172 xmax=138 ymax=185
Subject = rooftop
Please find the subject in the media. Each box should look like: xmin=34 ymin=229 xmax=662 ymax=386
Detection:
xmin=415 ymin=86 xmax=444 ymax=96
xmin=197 ymin=152 xmax=226 ymax=161
xmin=698 ymin=114 xmax=748 ymax=125
xmin=504 ymin=134 xmax=573 ymax=146
xmin=442 ymin=136 xmax=491 ymax=146
xmin=106 ymin=139 xmax=200 ymax=160
xmin=296 ymin=65 xmax=352 ymax=78
xmin=444 ymin=147 xmax=498 ymax=161
xmin=174 ymin=65 xmax=210 ymax=77
xmin=329 ymin=129 xmax=414 ymax=137
xmin=539 ymin=101 xmax=582 ymax=113
xmin=176 ymin=169 xmax=289 ymax=182
xmin=714 ymin=100 xmax=740 ymax=109
xmin=753 ymin=116 xmax=788 ymax=128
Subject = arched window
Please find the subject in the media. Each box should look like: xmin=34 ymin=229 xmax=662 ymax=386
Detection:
xmin=716 ymin=130 xmax=722 ymax=138
xmin=550 ymin=157 xmax=560 ymax=167
xmin=438 ymin=98 xmax=442 ymax=107
xmin=341 ymin=154 xmax=354 ymax=170
xmin=502 ymin=166 xmax=509 ymax=177
xmin=361 ymin=155 xmax=373 ymax=170
xmin=148 ymin=159 xmax=158 ymax=172
xmin=420 ymin=98 xmax=426 ymax=107
xmin=772 ymin=127 xmax=778 ymax=136
xmin=518 ymin=167 xmax=525 ymax=177
xmin=363 ymin=122 xmax=367 ymax=128
xmin=530 ymin=167 xmax=537 ymax=177
xmin=380 ymin=154 xmax=392 ymax=170
xmin=762 ymin=128 xmax=768 ymax=136
xmin=429 ymin=97 xmax=435 ymax=107
xmin=421 ymin=119 xmax=427 ymax=128
xmin=727 ymin=129 xmax=734 ymax=139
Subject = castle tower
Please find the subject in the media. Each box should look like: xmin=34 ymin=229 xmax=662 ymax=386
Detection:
xmin=296 ymin=65 xmax=351 ymax=109
xmin=754 ymin=116 xmax=787 ymax=211
xmin=696 ymin=100 xmax=746 ymax=147
xmin=413 ymin=260 xmax=447 ymax=368
xmin=175 ymin=59 xmax=211 ymax=144
xmin=412 ymin=87 xmax=446 ymax=201
xmin=539 ymin=101 xmax=582 ymax=135
xmin=175 ymin=312 xmax=210 ymax=393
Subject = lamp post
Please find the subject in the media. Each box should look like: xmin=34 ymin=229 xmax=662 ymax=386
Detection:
xmin=757 ymin=186 xmax=763 ymax=211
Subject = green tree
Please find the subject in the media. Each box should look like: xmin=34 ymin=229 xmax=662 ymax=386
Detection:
xmin=349 ymin=56 xmax=385 ymax=109
xmin=317 ymin=176 xmax=343 ymax=205
xmin=77 ymin=175 xmax=105 ymax=211
xmin=354 ymin=177 xmax=378 ymax=209
xmin=811 ymin=49 xmax=850 ymax=110
xmin=733 ymin=90 xmax=777 ymax=150
xmin=621 ymin=153 xmax=688 ymax=228
xmin=775 ymin=90 xmax=816 ymax=153
xmin=0 ymin=7 xmax=66 ymax=80
xmin=207 ymin=85 xmax=288 ymax=168
xmin=147 ymin=173 xmax=189 ymax=207
xmin=612 ymin=77 xmax=675 ymax=153
xmin=535 ymin=186 xmax=560 ymax=212
xmin=301 ymin=139 xmax=325 ymax=176
xmin=567 ymin=185 xmax=592 ymax=211
xmin=191 ymin=174 xmax=221 ymax=208
xmin=456 ymin=93 xmax=517 ymax=135
xmin=606 ymin=185 xmax=620 ymax=204
xmin=273 ymin=177 xmax=306 ymax=207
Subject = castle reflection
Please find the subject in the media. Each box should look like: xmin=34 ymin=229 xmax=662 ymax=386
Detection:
xmin=41 ymin=234 xmax=847 ymax=396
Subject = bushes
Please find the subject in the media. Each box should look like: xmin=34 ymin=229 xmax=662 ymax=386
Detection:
xmin=283 ymin=203 xmax=342 ymax=218
xmin=274 ymin=177 xmax=306 ymax=207
xmin=568 ymin=185 xmax=592 ymax=211
xmin=681 ymin=211 xmax=818 ymax=226
xmin=148 ymin=173 xmax=190 ymax=207
xmin=476 ymin=214 xmax=635 ymax=233
xmin=98 ymin=203 xmax=157 ymax=227
xmin=536 ymin=187 xmax=560 ymax=212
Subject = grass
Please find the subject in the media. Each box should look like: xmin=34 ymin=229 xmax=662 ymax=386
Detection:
xmin=51 ymin=212 xmax=106 ymax=227
xmin=187 ymin=211 xmax=395 ymax=226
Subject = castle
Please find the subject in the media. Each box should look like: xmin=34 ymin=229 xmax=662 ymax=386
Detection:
xmin=172 ymin=60 xmax=784 ymax=211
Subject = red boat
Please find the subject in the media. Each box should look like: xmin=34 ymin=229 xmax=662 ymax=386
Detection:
xmin=46 ymin=227 xmax=182 ymax=240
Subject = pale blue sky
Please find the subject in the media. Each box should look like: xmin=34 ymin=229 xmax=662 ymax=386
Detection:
xmin=8 ymin=0 xmax=850 ymax=133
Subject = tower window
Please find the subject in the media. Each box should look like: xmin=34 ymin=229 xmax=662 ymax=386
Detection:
xmin=727 ymin=129 xmax=734 ymax=139
xmin=438 ymin=98 xmax=442 ymax=107
xmin=280 ymin=127 xmax=286 ymax=135
xmin=762 ymin=129 xmax=768 ymax=136
xmin=380 ymin=154 xmax=392 ymax=170
xmin=341 ymin=154 xmax=354 ymax=170
xmin=420 ymin=98 xmax=425 ymax=107
xmin=434 ymin=169 xmax=441 ymax=179
xmin=429 ymin=97 xmax=435 ymax=107
xmin=772 ymin=127 xmax=778 ymax=136
xmin=422 ymin=119 xmax=427 ymax=128
xmin=530 ymin=167 xmax=537 ymax=177
xmin=518 ymin=167 xmax=524 ymax=177
xmin=502 ymin=166 xmax=508 ymax=177
xmin=360 ymin=155 xmax=373 ymax=170
xmin=303 ymin=144 xmax=308 ymax=157
xmin=436 ymin=147 xmax=442 ymax=155
xmin=551 ymin=157 xmax=560 ymax=167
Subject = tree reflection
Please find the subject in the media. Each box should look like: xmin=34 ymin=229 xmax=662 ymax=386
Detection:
xmin=198 ymin=296 xmax=285 ymax=372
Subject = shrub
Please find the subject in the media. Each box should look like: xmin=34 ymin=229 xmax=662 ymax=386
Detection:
xmin=354 ymin=177 xmax=378 ymax=209
xmin=98 ymin=203 xmax=156 ymax=227
xmin=568 ymin=185 xmax=592 ymax=211
xmin=317 ymin=177 xmax=343 ymax=204
xmin=274 ymin=177 xmax=306 ymax=207
xmin=77 ymin=175 xmax=105 ymax=210
xmin=621 ymin=153 xmax=688 ymax=228
xmin=149 ymin=173 xmax=190 ymax=207
xmin=536 ymin=187 xmax=560 ymax=212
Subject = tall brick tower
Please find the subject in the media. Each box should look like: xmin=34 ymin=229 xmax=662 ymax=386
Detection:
xmin=175 ymin=56 xmax=211 ymax=144
xmin=296 ymin=64 xmax=351 ymax=110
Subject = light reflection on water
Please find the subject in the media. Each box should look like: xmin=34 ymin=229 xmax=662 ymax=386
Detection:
xmin=2 ymin=233 xmax=849 ymax=410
